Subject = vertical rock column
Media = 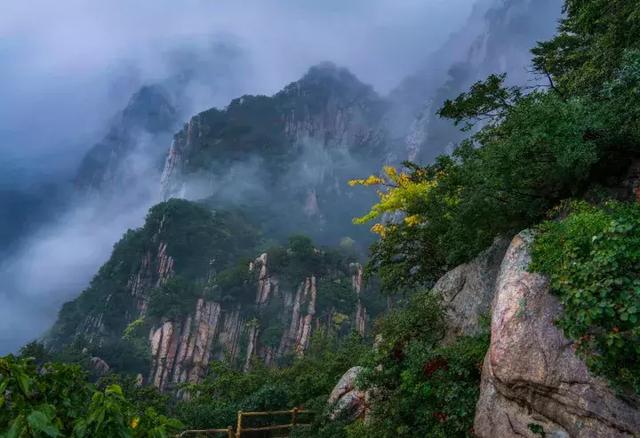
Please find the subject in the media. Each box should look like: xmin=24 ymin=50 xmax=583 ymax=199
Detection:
xmin=148 ymin=299 xmax=222 ymax=391
xmin=351 ymin=263 xmax=367 ymax=336
xmin=295 ymin=276 xmax=317 ymax=355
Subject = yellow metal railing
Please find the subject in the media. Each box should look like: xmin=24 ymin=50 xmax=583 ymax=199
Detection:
xmin=178 ymin=407 xmax=314 ymax=437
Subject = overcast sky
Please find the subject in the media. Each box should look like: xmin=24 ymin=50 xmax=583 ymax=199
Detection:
xmin=0 ymin=0 xmax=476 ymax=178
xmin=0 ymin=0 xmax=480 ymax=353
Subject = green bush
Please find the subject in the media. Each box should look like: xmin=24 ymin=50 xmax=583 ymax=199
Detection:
xmin=147 ymin=277 xmax=200 ymax=322
xmin=359 ymin=291 xmax=486 ymax=437
xmin=208 ymin=260 xmax=256 ymax=305
xmin=358 ymin=88 xmax=603 ymax=294
xmin=0 ymin=356 xmax=182 ymax=437
xmin=531 ymin=201 xmax=640 ymax=394
xmin=307 ymin=291 xmax=488 ymax=437
xmin=176 ymin=332 xmax=369 ymax=430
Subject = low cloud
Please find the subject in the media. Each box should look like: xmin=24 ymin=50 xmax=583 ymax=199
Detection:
xmin=0 ymin=0 xmax=482 ymax=353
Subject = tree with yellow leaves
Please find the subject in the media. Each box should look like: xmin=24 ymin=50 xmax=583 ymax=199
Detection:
xmin=348 ymin=165 xmax=439 ymax=238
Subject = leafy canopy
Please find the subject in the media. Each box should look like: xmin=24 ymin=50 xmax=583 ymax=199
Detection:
xmin=352 ymin=89 xmax=601 ymax=293
xmin=531 ymin=201 xmax=640 ymax=394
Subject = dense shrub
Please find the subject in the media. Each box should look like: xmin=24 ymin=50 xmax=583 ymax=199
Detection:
xmin=176 ymin=332 xmax=369 ymax=430
xmin=352 ymin=0 xmax=640 ymax=295
xmin=353 ymin=88 xmax=603 ymax=294
xmin=360 ymin=291 xmax=487 ymax=437
xmin=0 ymin=355 xmax=181 ymax=437
xmin=307 ymin=291 xmax=488 ymax=437
xmin=531 ymin=201 xmax=640 ymax=394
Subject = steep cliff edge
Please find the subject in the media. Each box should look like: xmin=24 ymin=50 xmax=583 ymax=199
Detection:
xmin=389 ymin=0 xmax=562 ymax=163
xmin=47 ymin=198 xmax=378 ymax=392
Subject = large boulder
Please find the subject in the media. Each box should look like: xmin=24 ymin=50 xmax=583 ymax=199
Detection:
xmin=432 ymin=237 xmax=510 ymax=343
xmin=327 ymin=366 xmax=369 ymax=421
xmin=474 ymin=231 xmax=640 ymax=437
xmin=89 ymin=356 xmax=110 ymax=377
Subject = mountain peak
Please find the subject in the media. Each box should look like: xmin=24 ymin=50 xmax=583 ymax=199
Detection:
xmin=277 ymin=62 xmax=377 ymax=102
xmin=121 ymin=85 xmax=177 ymax=133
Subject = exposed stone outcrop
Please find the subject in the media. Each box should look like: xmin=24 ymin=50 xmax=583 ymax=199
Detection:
xmin=89 ymin=356 xmax=110 ymax=377
xmin=254 ymin=253 xmax=276 ymax=305
xmin=351 ymin=263 xmax=368 ymax=336
xmin=144 ymin=253 xmax=369 ymax=392
xmin=328 ymin=366 xmax=369 ymax=421
xmin=149 ymin=299 xmax=222 ymax=391
xmin=432 ymin=237 xmax=509 ymax=343
xmin=474 ymin=231 xmax=640 ymax=437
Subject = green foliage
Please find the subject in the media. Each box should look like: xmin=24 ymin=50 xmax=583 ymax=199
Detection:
xmin=176 ymin=332 xmax=369 ymax=430
xmin=358 ymin=292 xmax=487 ymax=437
xmin=438 ymin=73 xmax=521 ymax=131
xmin=355 ymin=0 xmax=640 ymax=297
xmin=145 ymin=200 xmax=260 ymax=280
xmin=18 ymin=343 xmax=51 ymax=367
xmin=532 ymin=0 xmax=640 ymax=96
xmin=147 ymin=277 xmax=200 ymax=322
xmin=358 ymin=90 xmax=602 ymax=293
xmin=372 ymin=290 xmax=446 ymax=353
xmin=267 ymin=235 xmax=323 ymax=286
xmin=95 ymin=375 xmax=171 ymax=420
xmin=49 ymin=199 xmax=260 ymax=370
xmin=0 ymin=356 xmax=182 ymax=437
xmin=528 ymin=423 xmax=547 ymax=437
xmin=601 ymin=49 xmax=640 ymax=144
xmin=207 ymin=260 xmax=256 ymax=305
xmin=316 ymin=277 xmax=358 ymax=316
xmin=531 ymin=201 xmax=640 ymax=394
xmin=308 ymin=291 xmax=488 ymax=437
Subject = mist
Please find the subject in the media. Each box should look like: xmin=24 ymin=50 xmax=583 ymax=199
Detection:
xmin=1 ymin=0 xmax=558 ymax=354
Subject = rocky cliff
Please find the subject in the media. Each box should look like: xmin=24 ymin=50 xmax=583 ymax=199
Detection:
xmin=147 ymin=253 xmax=370 ymax=392
xmin=426 ymin=229 xmax=640 ymax=436
xmin=473 ymin=232 xmax=640 ymax=437
xmin=389 ymin=0 xmax=562 ymax=163
xmin=160 ymin=62 xmax=389 ymax=243
xmin=431 ymin=231 xmax=640 ymax=436
xmin=48 ymin=198 xmax=377 ymax=392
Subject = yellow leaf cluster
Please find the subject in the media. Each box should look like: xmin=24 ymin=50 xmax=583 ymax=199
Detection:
xmin=350 ymin=166 xmax=438 ymax=231
xmin=348 ymin=174 xmax=385 ymax=187
xmin=370 ymin=223 xmax=387 ymax=237
xmin=404 ymin=215 xmax=421 ymax=227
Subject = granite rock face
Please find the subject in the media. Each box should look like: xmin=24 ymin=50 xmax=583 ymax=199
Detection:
xmin=432 ymin=237 xmax=509 ymax=343
xmin=328 ymin=366 xmax=369 ymax=421
xmin=474 ymin=231 xmax=640 ymax=438
xmin=145 ymin=255 xmax=370 ymax=392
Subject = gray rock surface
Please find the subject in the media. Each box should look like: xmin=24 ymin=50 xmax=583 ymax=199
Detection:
xmin=474 ymin=231 xmax=640 ymax=437
xmin=89 ymin=356 xmax=110 ymax=377
xmin=328 ymin=366 xmax=368 ymax=421
xmin=432 ymin=237 xmax=509 ymax=342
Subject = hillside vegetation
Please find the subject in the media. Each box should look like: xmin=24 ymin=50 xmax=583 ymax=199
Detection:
xmin=3 ymin=1 xmax=640 ymax=437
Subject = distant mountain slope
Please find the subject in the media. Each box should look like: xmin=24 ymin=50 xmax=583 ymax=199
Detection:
xmin=161 ymin=62 xmax=389 ymax=243
xmin=48 ymin=199 xmax=380 ymax=391
xmin=75 ymin=85 xmax=179 ymax=195
xmin=389 ymin=0 xmax=562 ymax=163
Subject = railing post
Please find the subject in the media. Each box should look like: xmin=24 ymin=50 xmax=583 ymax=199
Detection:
xmin=292 ymin=407 xmax=298 ymax=426
xmin=236 ymin=411 xmax=243 ymax=438
xmin=227 ymin=425 xmax=234 ymax=438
